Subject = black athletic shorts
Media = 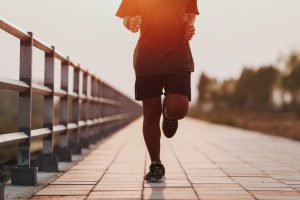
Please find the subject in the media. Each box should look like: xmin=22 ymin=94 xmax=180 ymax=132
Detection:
xmin=135 ymin=71 xmax=191 ymax=101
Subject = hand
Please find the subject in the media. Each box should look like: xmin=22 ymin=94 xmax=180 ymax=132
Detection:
xmin=185 ymin=24 xmax=195 ymax=41
xmin=124 ymin=15 xmax=142 ymax=33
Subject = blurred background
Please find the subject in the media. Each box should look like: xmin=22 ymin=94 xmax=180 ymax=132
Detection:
xmin=0 ymin=0 xmax=300 ymax=169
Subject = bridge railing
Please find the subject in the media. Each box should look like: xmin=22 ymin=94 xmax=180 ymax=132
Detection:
xmin=0 ymin=17 xmax=142 ymax=186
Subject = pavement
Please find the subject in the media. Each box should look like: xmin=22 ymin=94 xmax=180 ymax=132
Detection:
xmin=11 ymin=117 xmax=300 ymax=199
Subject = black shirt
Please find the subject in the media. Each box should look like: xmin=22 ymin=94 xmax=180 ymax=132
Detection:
xmin=116 ymin=0 xmax=199 ymax=76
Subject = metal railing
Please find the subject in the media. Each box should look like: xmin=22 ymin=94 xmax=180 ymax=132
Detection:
xmin=0 ymin=17 xmax=142 ymax=186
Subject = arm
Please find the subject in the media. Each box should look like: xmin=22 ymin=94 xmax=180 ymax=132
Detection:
xmin=185 ymin=0 xmax=199 ymax=41
xmin=116 ymin=0 xmax=141 ymax=33
xmin=185 ymin=13 xmax=197 ymax=41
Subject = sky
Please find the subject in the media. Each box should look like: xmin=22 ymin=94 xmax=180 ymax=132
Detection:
xmin=1 ymin=0 xmax=300 ymax=103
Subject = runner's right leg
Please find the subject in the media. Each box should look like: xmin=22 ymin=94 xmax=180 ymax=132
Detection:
xmin=142 ymin=96 xmax=162 ymax=162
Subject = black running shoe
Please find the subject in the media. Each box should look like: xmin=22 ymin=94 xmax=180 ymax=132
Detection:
xmin=162 ymin=98 xmax=178 ymax=138
xmin=144 ymin=161 xmax=166 ymax=182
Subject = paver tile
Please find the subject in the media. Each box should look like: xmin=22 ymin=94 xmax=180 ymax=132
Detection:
xmin=51 ymin=181 xmax=97 ymax=185
xmin=245 ymin=187 xmax=296 ymax=191
xmin=249 ymin=191 xmax=300 ymax=195
xmin=94 ymin=181 xmax=143 ymax=191
xmin=71 ymin=165 xmax=108 ymax=170
xmin=193 ymin=183 xmax=245 ymax=191
xmin=164 ymin=173 xmax=187 ymax=178
xmin=31 ymin=196 xmax=86 ymax=200
xmin=144 ymin=179 xmax=191 ymax=188
xmin=240 ymin=182 xmax=291 ymax=188
xmin=197 ymin=194 xmax=255 ymax=200
xmin=42 ymin=185 xmax=94 ymax=191
xmin=280 ymin=180 xmax=300 ymax=185
xmin=250 ymin=190 xmax=300 ymax=200
xmin=55 ymin=174 xmax=102 ymax=182
xmin=87 ymin=191 xmax=141 ymax=199
xmin=227 ymin=173 xmax=267 ymax=177
xmin=196 ymin=190 xmax=249 ymax=195
xmin=94 ymin=186 xmax=143 ymax=191
xmin=36 ymin=190 xmax=89 ymax=196
xmin=189 ymin=177 xmax=234 ymax=184
xmin=270 ymin=175 xmax=300 ymax=180
xmin=66 ymin=169 xmax=105 ymax=174
xmin=231 ymin=177 xmax=278 ymax=183
xmin=143 ymin=188 xmax=198 ymax=200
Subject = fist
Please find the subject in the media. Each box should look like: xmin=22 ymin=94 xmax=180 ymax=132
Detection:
xmin=125 ymin=15 xmax=142 ymax=33
xmin=185 ymin=24 xmax=195 ymax=41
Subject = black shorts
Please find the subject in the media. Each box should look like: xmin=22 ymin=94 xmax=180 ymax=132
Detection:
xmin=135 ymin=71 xmax=191 ymax=101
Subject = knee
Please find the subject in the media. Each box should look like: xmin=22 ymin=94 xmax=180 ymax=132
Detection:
xmin=165 ymin=100 xmax=189 ymax=120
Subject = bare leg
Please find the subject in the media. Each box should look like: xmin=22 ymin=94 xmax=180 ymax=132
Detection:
xmin=142 ymin=96 xmax=162 ymax=162
xmin=164 ymin=94 xmax=189 ymax=120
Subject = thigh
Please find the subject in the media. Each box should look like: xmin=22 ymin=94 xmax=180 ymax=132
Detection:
xmin=163 ymin=71 xmax=191 ymax=101
xmin=135 ymin=75 xmax=164 ymax=101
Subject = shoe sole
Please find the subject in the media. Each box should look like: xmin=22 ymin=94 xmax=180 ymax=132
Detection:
xmin=162 ymin=98 xmax=178 ymax=138
xmin=162 ymin=118 xmax=178 ymax=138
xmin=145 ymin=176 xmax=166 ymax=182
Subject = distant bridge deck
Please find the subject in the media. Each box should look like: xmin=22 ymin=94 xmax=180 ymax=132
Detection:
xmin=16 ymin=117 xmax=300 ymax=199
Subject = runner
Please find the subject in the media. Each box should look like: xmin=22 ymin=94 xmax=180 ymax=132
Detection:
xmin=116 ymin=0 xmax=199 ymax=182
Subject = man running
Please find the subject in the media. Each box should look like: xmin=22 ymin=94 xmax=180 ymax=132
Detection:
xmin=116 ymin=0 xmax=199 ymax=182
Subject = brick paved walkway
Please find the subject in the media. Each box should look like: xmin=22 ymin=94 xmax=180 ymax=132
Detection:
xmin=31 ymin=117 xmax=300 ymax=200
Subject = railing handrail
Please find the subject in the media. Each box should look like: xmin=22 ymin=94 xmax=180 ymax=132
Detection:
xmin=0 ymin=17 xmax=131 ymax=99
xmin=1 ymin=17 xmax=82 ymax=69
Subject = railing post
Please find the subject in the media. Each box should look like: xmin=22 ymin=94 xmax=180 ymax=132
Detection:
xmin=80 ymin=71 xmax=90 ymax=148
xmin=11 ymin=32 xmax=37 ymax=185
xmin=107 ymin=85 xmax=114 ymax=134
xmin=38 ymin=46 xmax=59 ymax=171
xmin=71 ymin=67 xmax=82 ymax=154
xmin=96 ymin=79 xmax=103 ymax=140
xmin=55 ymin=58 xmax=72 ymax=161
xmin=0 ymin=182 xmax=4 ymax=200
xmin=89 ymin=76 xmax=97 ymax=144
xmin=101 ymin=82 xmax=108 ymax=135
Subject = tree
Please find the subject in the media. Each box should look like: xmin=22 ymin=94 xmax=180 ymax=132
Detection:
xmin=216 ymin=78 xmax=237 ymax=109
xmin=197 ymin=72 xmax=217 ymax=104
xmin=281 ymin=51 xmax=300 ymax=104
xmin=235 ymin=66 xmax=279 ymax=110
xmin=196 ymin=72 xmax=218 ymax=111
xmin=234 ymin=68 xmax=256 ymax=109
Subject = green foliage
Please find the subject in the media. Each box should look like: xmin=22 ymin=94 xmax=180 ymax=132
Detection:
xmin=197 ymin=72 xmax=217 ymax=104
xmin=196 ymin=66 xmax=282 ymax=112
xmin=196 ymin=66 xmax=279 ymax=111
xmin=215 ymin=78 xmax=237 ymax=109
xmin=235 ymin=66 xmax=280 ymax=110
xmin=281 ymin=51 xmax=300 ymax=104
